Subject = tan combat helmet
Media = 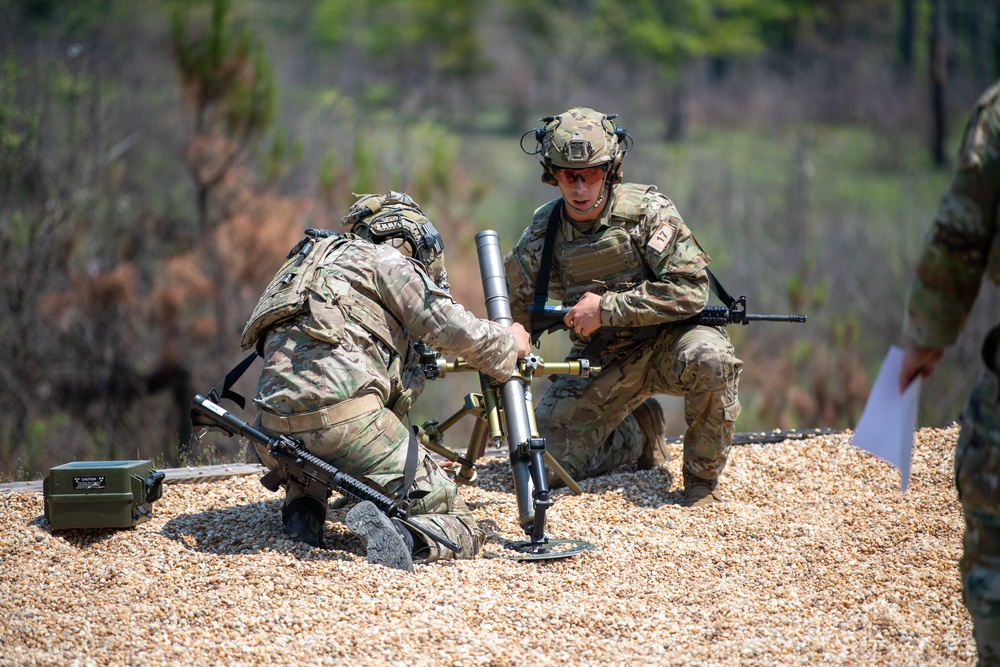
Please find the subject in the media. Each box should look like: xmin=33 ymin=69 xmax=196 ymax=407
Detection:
xmin=522 ymin=107 xmax=632 ymax=187
xmin=342 ymin=191 xmax=450 ymax=290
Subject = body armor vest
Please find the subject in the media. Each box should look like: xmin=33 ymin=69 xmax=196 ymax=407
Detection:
xmin=241 ymin=235 xmax=405 ymax=357
xmin=557 ymin=184 xmax=653 ymax=305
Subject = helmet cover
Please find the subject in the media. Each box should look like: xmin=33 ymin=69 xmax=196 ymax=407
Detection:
xmin=541 ymin=107 xmax=620 ymax=169
xmin=343 ymin=191 xmax=449 ymax=290
xmin=526 ymin=108 xmax=629 ymax=186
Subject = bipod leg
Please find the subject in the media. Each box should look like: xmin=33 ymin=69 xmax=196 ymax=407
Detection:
xmin=543 ymin=451 xmax=583 ymax=495
xmin=526 ymin=437 xmax=551 ymax=547
xmin=457 ymin=416 xmax=489 ymax=485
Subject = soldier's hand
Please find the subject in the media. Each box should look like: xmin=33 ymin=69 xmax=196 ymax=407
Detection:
xmin=502 ymin=322 xmax=531 ymax=358
xmin=898 ymin=343 xmax=944 ymax=393
xmin=565 ymin=292 xmax=603 ymax=337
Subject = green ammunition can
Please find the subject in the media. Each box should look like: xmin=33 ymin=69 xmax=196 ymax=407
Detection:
xmin=43 ymin=460 xmax=165 ymax=530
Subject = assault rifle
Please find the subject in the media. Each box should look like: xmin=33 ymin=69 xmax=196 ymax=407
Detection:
xmin=528 ymin=295 xmax=806 ymax=348
xmin=191 ymin=393 xmax=460 ymax=553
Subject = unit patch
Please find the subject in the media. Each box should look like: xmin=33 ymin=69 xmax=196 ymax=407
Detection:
xmin=370 ymin=214 xmax=404 ymax=234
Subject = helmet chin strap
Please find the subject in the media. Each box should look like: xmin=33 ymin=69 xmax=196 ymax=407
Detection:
xmin=563 ymin=180 xmax=610 ymax=214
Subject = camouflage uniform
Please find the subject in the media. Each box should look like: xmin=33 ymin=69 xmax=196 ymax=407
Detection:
xmin=251 ymin=235 xmax=517 ymax=561
xmin=904 ymin=80 xmax=1000 ymax=665
xmin=505 ymin=183 xmax=743 ymax=485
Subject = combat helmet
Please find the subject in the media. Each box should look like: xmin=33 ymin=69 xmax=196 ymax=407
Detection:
xmin=522 ymin=107 xmax=632 ymax=187
xmin=342 ymin=191 xmax=449 ymax=290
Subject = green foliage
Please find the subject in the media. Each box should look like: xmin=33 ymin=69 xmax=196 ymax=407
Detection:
xmin=350 ymin=139 xmax=378 ymax=194
xmin=256 ymin=125 xmax=303 ymax=183
xmin=171 ymin=0 xmax=275 ymax=138
xmin=317 ymin=148 xmax=338 ymax=204
xmin=0 ymin=414 xmax=70 ymax=480
xmin=942 ymin=0 xmax=1000 ymax=82
xmin=0 ymin=51 xmax=40 ymax=197
xmin=593 ymin=0 xmax=824 ymax=77
xmin=312 ymin=0 xmax=488 ymax=78
xmin=13 ymin=0 xmax=129 ymax=36
xmin=360 ymin=82 xmax=396 ymax=109
xmin=410 ymin=121 xmax=459 ymax=198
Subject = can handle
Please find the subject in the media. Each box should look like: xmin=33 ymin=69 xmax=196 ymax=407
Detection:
xmin=145 ymin=470 xmax=166 ymax=503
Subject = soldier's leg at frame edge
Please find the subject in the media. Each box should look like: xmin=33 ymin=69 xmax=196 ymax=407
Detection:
xmin=652 ymin=324 xmax=742 ymax=506
xmin=956 ymin=332 xmax=1000 ymax=666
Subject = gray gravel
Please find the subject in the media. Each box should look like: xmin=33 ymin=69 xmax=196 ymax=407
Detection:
xmin=0 ymin=426 xmax=975 ymax=666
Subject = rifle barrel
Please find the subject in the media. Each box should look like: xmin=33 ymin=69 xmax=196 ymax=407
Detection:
xmin=743 ymin=314 xmax=807 ymax=322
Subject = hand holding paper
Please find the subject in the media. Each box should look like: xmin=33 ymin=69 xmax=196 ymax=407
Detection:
xmin=851 ymin=345 xmax=921 ymax=493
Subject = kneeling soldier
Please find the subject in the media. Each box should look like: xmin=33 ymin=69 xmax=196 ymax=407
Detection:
xmin=243 ymin=192 xmax=529 ymax=570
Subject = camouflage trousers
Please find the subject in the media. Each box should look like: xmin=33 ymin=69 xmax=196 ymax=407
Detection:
xmin=956 ymin=325 xmax=1000 ymax=666
xmin=538 ymin=323 xmax=742 ymax=483
xmin=254 ymin=406 xmax=484 ymax=562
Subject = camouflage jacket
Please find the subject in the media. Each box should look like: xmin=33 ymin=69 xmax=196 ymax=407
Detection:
xmin=904 ymin=80 xmax=1000 ymax=348
xmin=504 ymin=183 xmax=711 ymax=335
xmin=254 ymin=237 xmax=517 ymax=415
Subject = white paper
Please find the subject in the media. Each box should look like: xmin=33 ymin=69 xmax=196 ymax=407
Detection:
xmin=851 ymin=345 xmax=921 ymax=493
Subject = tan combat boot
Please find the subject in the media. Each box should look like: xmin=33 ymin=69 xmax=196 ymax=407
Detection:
xmin=634 ymin=398 xmax=670 ymax=469
xmin=681 ymin=470 xmax=722 ymax=508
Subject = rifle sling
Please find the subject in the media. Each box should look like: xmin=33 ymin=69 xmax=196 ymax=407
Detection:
xmin=208 ymin=351 xmax=258 ymax=409
xmin=529 ymin=201 xmax=563 ymax=341
xmin=400 ymin=415 xmax=423 ymax=512
xmin=706 ymin=268 xmax=736 ymax=309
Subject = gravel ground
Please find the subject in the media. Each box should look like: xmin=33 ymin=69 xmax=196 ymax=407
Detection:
xmin=0 ymin=426 xmax=975 ymax=666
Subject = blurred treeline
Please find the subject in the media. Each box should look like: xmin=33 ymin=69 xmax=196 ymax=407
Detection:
xmin=1 ymin=0 xmax=998 ymax=478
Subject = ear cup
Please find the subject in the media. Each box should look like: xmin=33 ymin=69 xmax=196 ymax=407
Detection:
xmin=541 ymin=158 xmax=558 ymax=186
xmin=608 ymin=153 xmax=624 ymax=185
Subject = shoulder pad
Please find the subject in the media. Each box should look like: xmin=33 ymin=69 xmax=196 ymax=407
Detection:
xmin=975 ymin=80 xmax=1000 ymax=109
xmin=958 ymin=82 xmax=1000 ymax=170
xmin=610 ymin=184 xmax=658 ymax=223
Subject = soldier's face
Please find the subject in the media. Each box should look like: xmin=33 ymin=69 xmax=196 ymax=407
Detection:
xmin=556 ymin=167 xmax=608 ymax=222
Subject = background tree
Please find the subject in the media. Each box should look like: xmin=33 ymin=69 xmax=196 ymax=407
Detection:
xmin=310 ymin=0 xmax=488 ymax=114
xmin=171 ymin=0 xmax=275 ymax=231
xmin=593 ymin=0 xmax=823 ymax=141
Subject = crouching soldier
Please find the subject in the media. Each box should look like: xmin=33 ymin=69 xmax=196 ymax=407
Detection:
xmin=242 ymin=192 xmax=529 ymax=570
